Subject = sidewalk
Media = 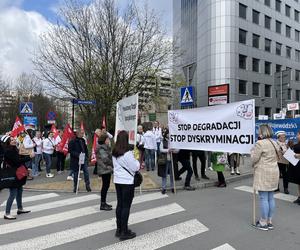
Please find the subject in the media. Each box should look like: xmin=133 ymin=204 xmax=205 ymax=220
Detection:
xmin=24 ymin=156 xmax=253 ymax=193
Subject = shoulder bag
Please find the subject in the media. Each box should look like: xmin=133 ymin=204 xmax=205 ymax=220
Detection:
xmin=268 ymin=139 xmax=280 ymax=161
xmin=120 ymin=164 xmax=143 ymax=187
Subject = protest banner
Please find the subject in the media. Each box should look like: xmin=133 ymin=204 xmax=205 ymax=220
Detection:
xmin=115 ymin=94 xmax=138 ymax=145
xmin=168 ymin=99 xmax=255 ymax=154
xmin=11 ymin=116 xmax=25 ymax=137
xmin=256 ymin=117 xmax=300 ymax=141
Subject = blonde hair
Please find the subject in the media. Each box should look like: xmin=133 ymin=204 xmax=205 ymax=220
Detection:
xmin=258 ymin=124 xmax=273 ymax=139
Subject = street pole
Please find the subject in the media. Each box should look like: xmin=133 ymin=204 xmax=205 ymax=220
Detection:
xmin=72 ymin=99 xmax=75 ymax=130
xmin=281 ymin=70 xmax=283 ymax=111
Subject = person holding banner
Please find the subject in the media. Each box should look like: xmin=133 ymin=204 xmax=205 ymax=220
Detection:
xmin=251 ymin=124 xmax=280 ymax=231
xmin=96 ymin=133 xmax=113 ymax=211
xmin=112 ymin=131 xmax=140 ymax=240
xmin=177 ymin=150 xmax=195 ymax=191
xmin=68 ymin=130 xmax=91 ymax=193
xmin=276 ymin=131 xmax=289 ymax=194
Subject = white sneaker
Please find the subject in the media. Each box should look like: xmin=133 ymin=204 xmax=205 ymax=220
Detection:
xmin=4 ymin=214 xmax=16 ymax=220
xmin=46 ymin=173 xmax=54 ymax=178
xmin=208 ymin=167 xmax=213 ymax=171
xmin=67 ymin=176 xmax=73 ymax=181
xmin=57 ymin=171 xmax=62 ymax=175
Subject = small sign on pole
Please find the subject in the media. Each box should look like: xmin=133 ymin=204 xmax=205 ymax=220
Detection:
xmin=20 ymin=102 xmax=33 ymax=115
xmin=287 ymin=103 xmax=299 ymax=111
xmin=180 ymin=86 xmax=194 ymax=107
xmin=258 ymin=115 xmax=268 ymax=120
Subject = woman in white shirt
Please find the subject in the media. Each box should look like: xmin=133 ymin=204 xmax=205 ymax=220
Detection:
xmin=33 ymin=131 xmax=43 ymax=176
xmin=42 ymin=132 xmax=55 ymax=178
xmin=112 ymin=131 xmax=139 ymax=241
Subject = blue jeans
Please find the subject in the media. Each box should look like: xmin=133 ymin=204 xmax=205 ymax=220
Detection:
xmin=145 ymin=149 xmax=155 ymax=170
xmin=32 ymin=154 xmax=42 ymax=176
xmin=73 ymin=161 xmax=90 ymax=188
xmin=162 ymin=160 xmax=174 ymax=190
xmin=156 ymin=142 xmax=161 ymax=154
xmin=258 ymin=191 xmax=275 ymax=220
xmin=43 ymin=153 xmax=52 ymax=174
xmin=6 ymin=187 xmax=23 ymax=214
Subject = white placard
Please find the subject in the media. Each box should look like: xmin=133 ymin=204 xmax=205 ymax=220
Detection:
xmin=258 ymin=115 xmax=268 ymax=120
xmin=115 ymin=94 xmax=138 ymax=144
xmin=287 ymin=103 xmax=299 ymax=111
xmin=168 ymin=99 xmax=255 ymax=154
xmin=283 ymin=148 xmax=299 ymax=166
xmin=208 ymin=95 xmax=228 ymax=106
xmin=79 ymin=153 xmax=85 ymax=165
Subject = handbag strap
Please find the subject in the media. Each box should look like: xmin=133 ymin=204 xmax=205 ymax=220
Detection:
xmin=117 ymin=158 xmax=134 ymax=177
xmin=268 ymin=139 xmax=280 ymax=160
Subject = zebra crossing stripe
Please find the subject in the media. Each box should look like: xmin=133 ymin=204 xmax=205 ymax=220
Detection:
xmin=1 ymin=203 xmax=184 ymax=250
xmin=0 ymin=192 xmax=168 ymax=235
xmin=99 ymin=219 xmax=209 ymax=250
xmin=211 ymin=243 xmax=236 ymax=250
xmin=10 ymin=194 xmax=99 ymax=214
xmin=234 ymin=186 xmax=298 ymax=202
xmin=1 ymin=193 xmax=59 ymax=207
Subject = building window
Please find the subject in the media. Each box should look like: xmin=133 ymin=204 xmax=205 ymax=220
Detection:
xmin=252 ymin=34 xmax=260 ymax=48
xmin=295 ymin=10 xmax=299 ymax=22
xmin=288 ymin=89 xmax=292 ymax=100
xmin=276 ymin=42 xmax=282 ymax=56
xmin=252 ymin=58 xmax=260 ymax=72
xmin=276 ymin=0 xmax=281 ymax=12
xmin=264 ymin=0 xmax=270 ymax=7
xmin=265 ymin=85 xmax=272 ymax=97
xmin=286 ymin=25 xmax=291 ymax=38
xmin=296 ymin=30 xmax=300 ymax=42
xmin=276 ymin=21 xmax=281 ymax=34
xmin=265 ymin=61 xmax=271 ymax=75
xmin=264 ymin=15 xmax=271 ymax=29
xmin=286 ymin=46 xmax=292 ymax=58
xmin=265 ymin=38 xmax=271 ymax=52
xmin=239 ymin=54 xmax=247 ymax=69
xmin=239 ymin=80 xmax=247 ymax=94
xmin=265 ymin=107 xmax=272 ymax=117
xmin=276 ymin=64 xmax=282 ymax=73
xmin=252 ymin=10 xmax=260 ymax=24
xmin=286 ymin=5 xmax=291 ymax=17
xmin=296 ymin=70 xmax=300 ymax=81
xmin=239 ymin=3 xmax=247 ymax=19
xmin=255 ymin=106 xmax=260 ymax=117
xmin=239 ymin=29 xmax=247 ymax=44
xmin=296 ymin=90 xmax=300 ymax=101
xmin=253 ymin=82 xmax=260 ymax=96
xmin=296 ymin=50 xmax=300 ymax=62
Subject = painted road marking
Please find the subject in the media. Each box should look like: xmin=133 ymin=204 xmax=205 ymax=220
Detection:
xmin=1 ymin=193 xmax=59 ymax=207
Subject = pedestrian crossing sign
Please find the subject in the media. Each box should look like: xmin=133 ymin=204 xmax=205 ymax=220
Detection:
xmin=180 ymin=86 xmax=194 ymax=106
xmin=20 ymin=102 xmax=33 ymax=115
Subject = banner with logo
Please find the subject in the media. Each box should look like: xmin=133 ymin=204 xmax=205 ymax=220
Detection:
xmin=256 ymin=118 xmax=300 ymax=141
xmin=115 ymin=94 xmax=138 ymax=144
xmin=168 ymin=99 xmax=255 ymax=154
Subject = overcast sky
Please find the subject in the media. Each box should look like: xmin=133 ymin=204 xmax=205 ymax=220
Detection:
xmin=0 ymin=0 xmax=172 ymax=80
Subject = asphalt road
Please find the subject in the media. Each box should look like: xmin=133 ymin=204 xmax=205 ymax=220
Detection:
xmin=0 ymin=178 xmax=299 ymax=250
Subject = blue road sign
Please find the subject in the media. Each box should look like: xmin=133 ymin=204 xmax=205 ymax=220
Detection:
xmin=24 ymin=116 xmax=38 ymax=126
xmin=46 ymin=111 xmax=57 ymax=121
xmin=20 ymin=102 xmax=33 ymax=115
xmin=180 ymin=86 xmax=194 ymax=106
xmin=73 ymin=99 xmax=96 ymax=105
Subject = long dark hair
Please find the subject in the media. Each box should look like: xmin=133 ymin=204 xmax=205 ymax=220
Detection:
xmin=112 ymin=131 xmax=130 ymax=157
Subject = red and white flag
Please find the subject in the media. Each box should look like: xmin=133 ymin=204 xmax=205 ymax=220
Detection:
xmin=102 ymin=115 xmax=106 ymax=129
xmin=11 ymin=116 xmax=25 ymax=137
xmin=58 ymin=124 xmax=74 ymax=155
xmin=51 ymin=124 xmax=59 ymax=139
xmin=90 ymin=133 xmax=97 ymax=164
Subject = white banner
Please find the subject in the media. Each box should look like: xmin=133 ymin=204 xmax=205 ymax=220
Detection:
xmin=115 ymin=94 xmax=138 ymax=144
xmin=168 ymin=99 xmax=255 ymax=154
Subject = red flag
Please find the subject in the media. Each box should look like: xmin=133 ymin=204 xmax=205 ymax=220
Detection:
xmin=90 ymin=134 xmax=97 ymax=164
xmin=102 ymin=115 xmax=106 ymax=129
xmin=58 ymin=124 xmax=74 ymax=155
xmin=51 ymin=124 xmax=59 ymax=139
xmin=11 ymin=116 xmax=25 ymax=137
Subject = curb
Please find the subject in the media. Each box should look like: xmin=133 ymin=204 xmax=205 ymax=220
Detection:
xmin=23 ymin=172 xmax=253 ymax=193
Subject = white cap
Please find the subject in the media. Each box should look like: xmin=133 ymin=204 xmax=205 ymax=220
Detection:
xmin=275 ymin=131 xmax=286 ymax=137
xmin=0 ymin=135 xmax=10 ymax=143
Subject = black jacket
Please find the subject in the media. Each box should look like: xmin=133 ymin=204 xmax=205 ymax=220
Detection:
xmin=3 ymin=146 xmax=31 ymax=187
xmin=68 ymin=137 xmax=88 ymax=171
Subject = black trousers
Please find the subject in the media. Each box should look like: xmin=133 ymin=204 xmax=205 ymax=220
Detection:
xmin=115 ymin=183 xmax=135 ymax=233
xmin=56 ymin=152 xmax=66 ymax=171
xmin=278 ymin=163 xmax=289 ymax=189
xmin=101 ymin=174 xmax=111 ymax=203
xmin=192 ymin=150 xmax=206 ymax=178
xmin=172 ymin=153 xmax=179 ymax=179
xmin=178 ymin=159 xmax=193 ymax=187
xmin=217 ymin=171 xmax=225 ymax=184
